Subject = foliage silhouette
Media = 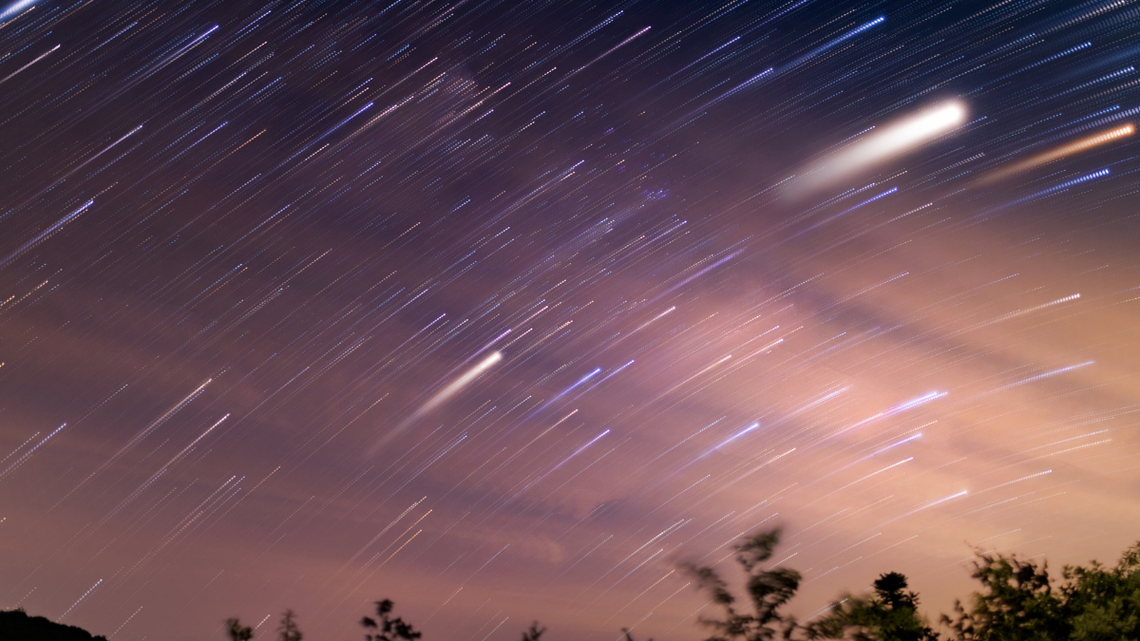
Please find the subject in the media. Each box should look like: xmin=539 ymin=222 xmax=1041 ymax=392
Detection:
xmin=223 ymin=599 xmax=552 ymax=641
xmin=683 ymin=529 xmax=1140 ymax=641
xmin=278 ymin=609 xmax=303 ymax=641
xmin=227 ymin=617 xmax=254 ymax=641
xmin=520 ymin=621 xmax=546 ymax=641
xmin=1060 ymin=541 xmax=1140 ymax=640
xmin=680 ymin=528 xmax=802 ymax=641
xmin=209 ymin=535 xmax=1140 ymax=641
xmin=807 ymin=572 xmax=938 ymax=641
xmin=362 ymin=599 xmax=422 ymax=641
xmin=942 ymin=550 xmax=1065 ymax=641
xmin=943 ymin=541 xmax=1140 ymax=641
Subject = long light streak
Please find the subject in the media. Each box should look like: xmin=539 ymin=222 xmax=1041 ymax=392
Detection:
xmin=981 ymin=124 xmax=1134 ymax=183
xmin=790 ymin=101 xmax=968 ymax=195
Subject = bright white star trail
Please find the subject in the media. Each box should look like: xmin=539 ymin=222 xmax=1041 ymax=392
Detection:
xmin=789 ymin=102 xmax=968 ymax=197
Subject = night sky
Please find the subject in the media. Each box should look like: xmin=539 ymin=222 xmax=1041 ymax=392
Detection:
xmin=2 ymin=0 xmax=1140 ymax=639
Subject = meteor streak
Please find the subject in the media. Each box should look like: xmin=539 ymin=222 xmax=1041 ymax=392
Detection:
xmin=980 ymin=125 xmax=1134 ymax=184
xmin=370 ymin=351 xmax=504 ymax=453
xmin=790 ymin=101 xmax=968 ymax=196
xmin=417 ymin=351 xmax=503 ymax=416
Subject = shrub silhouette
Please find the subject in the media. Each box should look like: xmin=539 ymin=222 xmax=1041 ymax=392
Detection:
xmin=361 ymin=599 xmax=422 ymax=641
xmin=210 ymin=534 xmax=1140 ymax=641
xmin=1060 ymin=541 xmax=1140 ymax=640
xmin=680 ymin=528 xmax=802 ymax=641
xmin=943 ymin=550 xmax=1063 ymax=641
xmin=807 ymin=572 xmax=937 ymax=641
xmin=943 ymin=541 xmax=1140 ymax=641
xmin=520 ymin=621 xmax=546 ymax=641
xmin=226 ymin=617 xmax=253 ymax=641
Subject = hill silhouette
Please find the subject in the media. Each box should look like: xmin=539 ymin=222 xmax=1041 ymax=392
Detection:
xmin=0 ymin=608 xmax=108 ymax=641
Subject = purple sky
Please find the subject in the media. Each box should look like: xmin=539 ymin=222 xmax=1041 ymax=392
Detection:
xmin=1 ymin=1 xmax=1139 ymax=640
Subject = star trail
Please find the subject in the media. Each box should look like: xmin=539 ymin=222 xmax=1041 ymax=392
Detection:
xmin=1 ymin=0 xmax=1139 ymax=639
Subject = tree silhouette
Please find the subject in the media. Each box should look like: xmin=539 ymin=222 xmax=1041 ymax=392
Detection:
xmin=277 ymin=609 xmax=302 ymax=641
xmin=942 ymin=551 xmax=1066 ymax=641
xmin=807 ymin=572 xmax=937 ymax=641
xmin=205 ymin=536 xmax=1140 ymax=641
xmin=226 ymin=617 xmax=253 ymax=641
xmin=361 ymin=599 xmax=422 ymax=641
xmin=681 ymin=528 xmax=802 ymax=641
xmin=1060 ymin=541 xmax=1140 ymax=640
xmin=943 ymin=541 xmax=1140 ymax=641
xmin=520 ymin=621 xmax=546 ymax=641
